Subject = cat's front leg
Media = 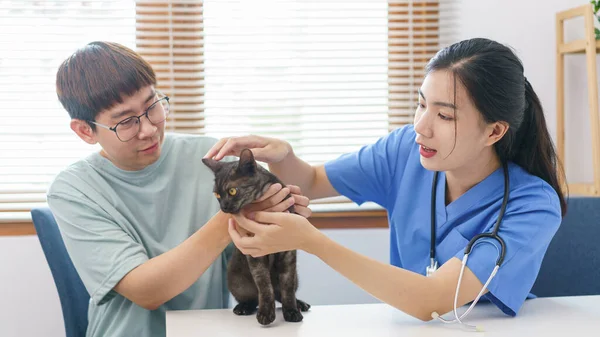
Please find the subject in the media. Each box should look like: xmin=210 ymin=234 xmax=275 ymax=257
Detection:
xmin=247 ymin=256 xmax=276 ymax=325
xmin=276 ymin=251 xmax=304 ymax=322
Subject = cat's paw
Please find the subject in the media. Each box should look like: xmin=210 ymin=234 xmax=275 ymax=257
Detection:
xmin=233 ymin=303 xmax=257 ymax=316
xmin=296 ymin=299 xmax=311 ymax=312
xmin=283 ymin=308 xmax=303 ymax=322
xmin=256 ymin=308 xmax=276 ymax=325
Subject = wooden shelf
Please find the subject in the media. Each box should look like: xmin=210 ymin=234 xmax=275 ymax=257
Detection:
xmin=564 ymin=183 xmax=598 ymax=196
xmin=558 ymin=39 xmax=600 ymax=54
xmin=556 ymin=3 xmax=600 ymax=196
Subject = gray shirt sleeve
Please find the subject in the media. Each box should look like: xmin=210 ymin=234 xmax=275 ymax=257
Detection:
xmin=47 ymin=190 xmax=148 ymax=305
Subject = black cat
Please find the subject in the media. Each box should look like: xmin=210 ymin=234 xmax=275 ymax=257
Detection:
xmin=202 ymin=148 xmax=310 ymax=325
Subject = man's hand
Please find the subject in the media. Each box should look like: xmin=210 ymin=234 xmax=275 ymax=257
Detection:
xmin=243 ymin=183 xmax=311 ymax=218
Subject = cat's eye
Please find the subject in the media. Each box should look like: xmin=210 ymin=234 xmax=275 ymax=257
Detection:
xmin=228 ymin=188 xmax=237 ymax=196
xmin=214 ymin=192 xmax=221 ymax=199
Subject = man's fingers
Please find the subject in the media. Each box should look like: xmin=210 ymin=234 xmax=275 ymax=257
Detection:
xmin=255 ymin=183 xmax=282 ymax=202
xmin=288 ymin=184 xmax=302 ymax=195
xmin=253 ymin=186 xmax=290 ymax=209
xmin=292 ymin=194 xmax=309 ymax=207
xmin=263 ymin=196 xmax=295 ymax=213
xmin=293 ymin=205 xmax=312 ymax=218
xmin=268 ymin=187 xmax=290 ymax=205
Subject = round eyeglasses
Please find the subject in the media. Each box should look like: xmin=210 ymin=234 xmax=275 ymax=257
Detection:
xmin=89 ymin=94 xmax=170 ymax=142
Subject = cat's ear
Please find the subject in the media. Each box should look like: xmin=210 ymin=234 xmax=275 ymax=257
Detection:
xmin=202 ymin=158 xmax=224 ymax=173
xmin=237 ymin=148 xmax=257 ymax=174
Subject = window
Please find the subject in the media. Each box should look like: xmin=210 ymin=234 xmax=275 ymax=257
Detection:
xmin=388 ymin=0 xmax=458 ymax=130
xmin=0 ymin=1 xmax=136 ymax=222
xmin=136 ymin=1 xmax=205 ymax=135
xmin=0 ymin=0 xmax=456 ymax=222
xmin=202 ymin=0 xmax=389 ymax=165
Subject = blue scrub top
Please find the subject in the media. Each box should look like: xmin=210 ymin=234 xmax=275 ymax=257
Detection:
xmin=324 ymin=125 xmax=562 ymax=316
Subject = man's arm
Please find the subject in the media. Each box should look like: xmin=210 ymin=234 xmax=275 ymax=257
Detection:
xmin=112 ymin=182 xmax=311 ymax=310
xmin=114 ymin=211 xmax=230 ymax=310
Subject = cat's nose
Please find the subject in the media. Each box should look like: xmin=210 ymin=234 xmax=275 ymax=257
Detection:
xmin=222 ymin=204 xmax=235 ymax=213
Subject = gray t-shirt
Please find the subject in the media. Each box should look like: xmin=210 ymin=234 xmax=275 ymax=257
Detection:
xmin=47 ymin=133 xmax=232 ymax=337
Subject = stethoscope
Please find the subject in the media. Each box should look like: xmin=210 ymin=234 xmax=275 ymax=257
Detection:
xmin=427 ymin=162 xmax=509 ymax=332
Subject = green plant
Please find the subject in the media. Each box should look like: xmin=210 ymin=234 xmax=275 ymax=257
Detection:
xmin=592 ymin=0 xmax=600 ymax=39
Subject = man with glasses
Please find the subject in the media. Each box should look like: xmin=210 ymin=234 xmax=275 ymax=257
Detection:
xmin=47 ymin=41 xmax=311 ymax=337
xmin=89 ymin=92 xmax=170 ymax=143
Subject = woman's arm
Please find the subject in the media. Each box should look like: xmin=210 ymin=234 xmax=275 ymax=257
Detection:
xmin=229 ymin=211 xmax=486 ymax=321
xmin=203 ymin=135 xmax=339 ymax=199
xmin=308 ymin=234 xmax=486 ymax=321
xmin=270 ymin=163 xmax=338 ymax=200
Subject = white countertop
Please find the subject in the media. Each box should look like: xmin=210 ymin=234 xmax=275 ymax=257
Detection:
xmin=166 ymin=295 xmax=600 ymax=336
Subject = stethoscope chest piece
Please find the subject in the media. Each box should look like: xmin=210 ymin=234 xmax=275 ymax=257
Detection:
xmin=426 ymin=258 xmax=438 ymax=277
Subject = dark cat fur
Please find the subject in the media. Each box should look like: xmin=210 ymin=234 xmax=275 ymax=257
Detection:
xmin=202 ymin=148 xmax=310 ymax=325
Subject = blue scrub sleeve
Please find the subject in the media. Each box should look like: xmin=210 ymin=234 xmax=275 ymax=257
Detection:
xmin=453 ymin=183 xmax=562 ymax=316
xmin=324 ymin=125 xmax=414 ymax=208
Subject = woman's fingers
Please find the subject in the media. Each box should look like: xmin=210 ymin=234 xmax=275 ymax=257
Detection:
xmin=231 ymin=214 xmax=269 ymax=233
xmin=229 ymin=212 xmax=316 ymax=255
xmin=203 ymin=135 xmax=290 ymax=163
xmin=212 ymin=138 xmax=242 ymax=160
xmin=250 ymin=211 xmax=286 ymax=224
xmin=228 ymin=220 xmax=263 ymax=256
xmin=203 ymin=137 xmax=230 ymax=159
xmin=207 ymin=136 xmax=270 ymax=161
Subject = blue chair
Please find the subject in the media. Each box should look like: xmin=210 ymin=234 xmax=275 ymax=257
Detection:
xmin=31 ymin=207 xmax=89 ymax=337
xmin=531 ymin=196 xmax=600 ymax=297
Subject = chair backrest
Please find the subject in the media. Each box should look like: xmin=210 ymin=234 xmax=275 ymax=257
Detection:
xmin=531 ymin=196 xmax=600 ymax=297
xmin=31 ymin=207 xmax=89 ymax=337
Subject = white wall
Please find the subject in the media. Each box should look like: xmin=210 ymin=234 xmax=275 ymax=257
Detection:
xmin=454 ymin=0 xmax=597 ymax=184
xmin=296 ymin=228 xmax=390 ymax=306
xmin=0 ymin=236 xmax=65 ymax=337
xmin=1 ymin=1 xmax=595 ymax=336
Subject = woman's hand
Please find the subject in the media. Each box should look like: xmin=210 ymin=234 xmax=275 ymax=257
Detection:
xmin=228 ymin=211 xmax=322 ymax=257
xmin=203 ymin=135 xmax=292 ymax=163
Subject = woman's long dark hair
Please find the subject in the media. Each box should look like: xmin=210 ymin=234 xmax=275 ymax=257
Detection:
xmin=425 ymin=38 xmax=567 ymax=216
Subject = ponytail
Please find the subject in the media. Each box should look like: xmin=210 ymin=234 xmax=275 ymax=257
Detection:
xmin=512 ymin=78 xmax=567 ymax=216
